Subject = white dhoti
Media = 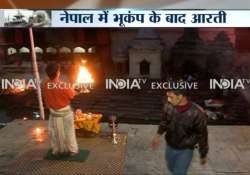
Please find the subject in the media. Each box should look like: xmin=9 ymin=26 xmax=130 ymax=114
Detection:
xmin=48 ymin=105 xmax=78 ymax=154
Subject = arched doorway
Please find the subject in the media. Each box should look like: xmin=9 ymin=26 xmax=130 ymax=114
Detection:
xmin=140 ymin=59 xmax=150 ymax=76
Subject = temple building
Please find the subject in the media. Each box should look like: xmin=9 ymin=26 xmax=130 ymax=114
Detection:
xmin=1 ymin=28 xmax=250 ymax=123
xmin=0 ymin=28 xmax=248 ymax=80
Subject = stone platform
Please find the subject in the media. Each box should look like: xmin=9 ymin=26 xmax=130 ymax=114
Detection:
xmin=0 ymin=120 xmax=127 ymax=175
xmin=1 ymin=120 xmax=250 ymax=175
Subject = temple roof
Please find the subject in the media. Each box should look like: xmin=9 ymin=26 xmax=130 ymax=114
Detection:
xmin=130 ymin=29 xmax=164 ymax=50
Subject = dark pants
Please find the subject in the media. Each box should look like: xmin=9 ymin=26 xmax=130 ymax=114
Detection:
xmin=165 ymin=145 xmax=193 ymax=175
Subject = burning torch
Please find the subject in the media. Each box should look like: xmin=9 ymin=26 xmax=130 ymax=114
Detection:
xmin=75 ymin=60 xmax=94 ymax=93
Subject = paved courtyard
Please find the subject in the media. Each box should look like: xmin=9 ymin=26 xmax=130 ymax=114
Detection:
xmin=120 ymin=124 xmax=250 ymax=175
xmin=0 ymin=120 xmax=250 ymax=175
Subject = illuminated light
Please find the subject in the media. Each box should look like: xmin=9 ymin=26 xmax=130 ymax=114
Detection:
xmin=32 ymin=127 xmax=45 ymax=143
xmin=76 ymin=66 xmax=94 ymax=84
xmin=81 ymin=60 xmax=87 ymax=64
xmin=82 ymin=89 xmax=90 ymax=93
xmin=9 ymin=83 xmax=26 ymax=94
xmin=23 ymin=117 xmax=28 ymax=120
xmin=35 ymin=128 xmax=42 ymax=134
xmin=33 ymin=112 xmax=40 ymax=119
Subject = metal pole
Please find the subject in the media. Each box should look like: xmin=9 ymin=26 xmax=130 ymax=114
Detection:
xmin=29 ymin=27 xmax=45 ymax=120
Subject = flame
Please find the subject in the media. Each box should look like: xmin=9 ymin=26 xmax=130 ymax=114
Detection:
xmin=76 ymin=66 xmax=94 ymax=84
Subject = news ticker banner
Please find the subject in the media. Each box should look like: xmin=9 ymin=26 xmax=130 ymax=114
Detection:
xmin=1 ymin=9 xmax=250 ymax=28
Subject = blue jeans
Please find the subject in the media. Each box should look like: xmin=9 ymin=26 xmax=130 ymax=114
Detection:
xmin=165 ymin=145 xmax=193 ymax=175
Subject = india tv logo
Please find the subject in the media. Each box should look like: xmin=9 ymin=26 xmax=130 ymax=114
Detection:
xmin=105 ymin=78 xmax=147 ymax=90
xmin=0 ymin=78 xmax=38 ymax=90
xmin=209 ymin=78 xmax=250 ymax=90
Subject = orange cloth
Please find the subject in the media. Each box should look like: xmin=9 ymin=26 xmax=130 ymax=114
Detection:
xmin=43 ymin=79 xmax=75 ymax=110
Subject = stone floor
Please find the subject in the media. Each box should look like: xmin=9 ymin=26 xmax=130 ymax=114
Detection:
xmin=1 ymin=120 xmax=250 ymax=175
xmin=120 ymin=124 xmax=250 ymax=175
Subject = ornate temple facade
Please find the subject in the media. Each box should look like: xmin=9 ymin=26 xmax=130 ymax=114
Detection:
xmin=0 ymin=28 xmax=249 ymax=80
